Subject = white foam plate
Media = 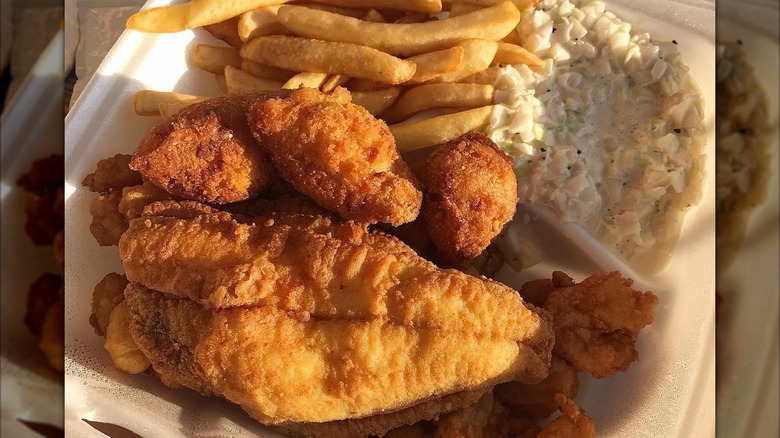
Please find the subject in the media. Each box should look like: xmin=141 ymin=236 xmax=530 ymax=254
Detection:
xmin=1 ymin=29 xmax=65 ymax=436
xmin=63 ymin=1 xmax=716 ymax=436
xmin=715 ymin=1 xmax=780 ymax=436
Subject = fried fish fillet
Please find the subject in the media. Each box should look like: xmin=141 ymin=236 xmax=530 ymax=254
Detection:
xmin=247 ymin=87 xmax=422 ymax=225
xmin=120 ymin=201 xmax=553 ymax=425
xmin=130 ymin=92 xmax=288 ymax=204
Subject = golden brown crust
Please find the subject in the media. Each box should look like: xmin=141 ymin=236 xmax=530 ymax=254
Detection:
xmin=420 ymin=132 xmax=518 ymax=266
xmin=247 ymin=88 xmax=422 ymax=226
xmin=130 ymin=92 xmax=289 ymax=204
xmin=82 ymin=154 xmax=143 ymax=193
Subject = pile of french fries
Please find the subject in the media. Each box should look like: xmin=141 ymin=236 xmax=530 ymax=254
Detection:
xmin=130 ymin=0 xmax=544 ymax=152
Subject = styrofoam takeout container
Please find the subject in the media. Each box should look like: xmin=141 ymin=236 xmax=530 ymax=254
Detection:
xmin=63 ymin=1 xmax=716 ymax=436
xmin=1 ymin=29 xmax=65 ymax=436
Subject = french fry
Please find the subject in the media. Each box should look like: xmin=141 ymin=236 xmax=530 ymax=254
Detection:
xmin=445 ymin=0 xmax=539 ymax=9
xmin=389 ymin=105 xmax=495 ymax=152
xmin=361 ymin=9 xmax=387 ymax=22
xmin=501 ymin=29 xmax=522 ymax=45
xmin=459 ymin=65 xmax=501 ymax=84
xmin=305 ymin=0 xmax=442 ymax=13
xmin=296 ymin=2 xmax=369 ymax=18
xmin=448 ymin=2 xmax=481 ymax=17
xmin=394 ymin=12 xmax=430 ymax=23
xmin=225 ymin=65 xmax=283 ymax=92
xmin=351 ymin=87 xmax=401 ymax=116
xmin=346 ymin=79 xmax=388 ymax=91
xmin=203 ymin=17 xmax=243 ymax=49
xmin=427 ymin=39 xmax=498 ymax=83
xmin=240 ymin=36 xmax=417 ymax=84
xmin=215 ymin=74 xmax=228 ymax=93
xmin=321 ymin=74 xmax=351 ymax=92
xmin=237 ymin=5 xmax=288 ymax=41
xmin=407 ymin=46 xmax=463 ymax=83
xmin=158 ymin=101 xmax=197 ymax=119
xmin=133 ymin=90 xmax=206 ymax=116
xmin=492 ymin=41 xmax=545 ymax=68
xmin=382 ymin=83 xmax=493 ymax=123
xmin=127 ymin=0 xmax=291 ymax=33
xmin=241 ymin=60 xmax=296 ymax=82
xmin=275 ymin=2 xmax=520 ymax=56
xmin=283 ymin=72 xmax=330 ymax=89
xmin=193 ymin=44 xmax=242 ymax=74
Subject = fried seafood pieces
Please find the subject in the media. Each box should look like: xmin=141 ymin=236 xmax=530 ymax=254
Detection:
xmin=248 ymin=88 xmax=422 ymax=226
xmin=130 ymin=92 xmax=287 ymax=204
xmin=419 ymin=132 xmax=518 ymax=266
xmin=116 ymin=200 xmax=553 ymax=426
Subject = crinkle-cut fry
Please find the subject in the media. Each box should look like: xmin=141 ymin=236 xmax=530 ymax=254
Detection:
xmin=237 ymin=5 xmax=288 ymax=41
xmin=351 ymin=87 xmax=401 ymax=116
xmin=426 ymin=39 xmax=498 ymax=83
xmin=241 ymin=59 xmax=296 ymax=82
xmin=493 ymin=41 xmax=545 ymax=68
xmin=446 ymin=0 xmax=540 ymax=8
xmin=215 ymin=74 xmax=228 ymax=93
xmin=306 ymin=0 xmax=442 ymax=13
xmin=193 ymin=44 xmax=242 ymax=74
xmin=448 ymin=2 xmax=481 ymax=16
xmin=407 ymin=46 xmax=464 ymax=83
xmin=225 ymin=65 xmax=283 ymax=92
xmin=104 ymin=301 xmax=151 ymax=374
xmin=134 ymin=90 xmax=206 ymax=117
xmin=361 ymin=8 xmax=386 ymax=22
xmin=459 ymin=65 xmax=501 ymax=84
xmin=240 ymin=36 xmax=416 ymax=84
xmin=389 ymin=105 xmax=495 ymax=152
xmin=321 ymin=74 xmax=351 ymax=92
xmin=126 ymin=0 xmax=291 ymax=33
xmin=283 ymin=72 xmax=330 ymax=89
xmin=276 ymin=2 xmax=520 ymax=57
xmin=382 ymin=83 xmax=493 ymax=123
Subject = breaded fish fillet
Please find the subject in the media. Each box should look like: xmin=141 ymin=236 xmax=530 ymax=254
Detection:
xmin=130 ymin=92 xmax=288 ymax=204
xmin=120 ymin=201 xmax=553 ymax=425
xmin=247 ymin=88 xmax=422 ymax=225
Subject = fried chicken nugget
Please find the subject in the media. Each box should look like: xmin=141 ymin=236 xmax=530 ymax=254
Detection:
xmin=537 ymin=394 xmax=595 ymax=438
xmin=82 ymin=154 xmax=143 ymax=193
xmin=24 ymin=273 xmax=62 ymax=336
xmin=495 ymin=356 xmax=580 ymax=419
xmin=90 ymin=273 xmax=129 ymax=336
xmin=131 ymin=92 xmax=287 ymax=204
xmin=89 ymin=191 xmax=127 ymax=246
xmin=247 ymin=87 xmax=422 ymax=226
xmin=543 ymin=272 xmax=658 ymax=378
xmin=433 ymin=391 xmax=542 ymax=438
xmin=420 ymin=132 xmax=518 ymax=266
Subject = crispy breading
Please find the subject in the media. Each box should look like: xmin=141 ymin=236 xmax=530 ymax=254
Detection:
xmin=495 ymin=356 xmax=580 ymax=419
xmin=543 ymin=272 xmax=658 ymax=378
xmin=89 ymin=191 xmax=127 ymax=246
xmin=130 ymin=92 xmax=287 ymax=204
xmin=90 ymin=273 xmax=129 ymax=336
xmin=126 ymin=282 xmax=548 ymax=425
xmin=419 ymin=132 xmax=517 ymax=266
xmin=247 ymin=87 xmax=422 ymax=226
xmin=119 ymin=203 xmax=553 ymax=358
xmin=276 ymin=390 xmax=485 ymax=438
xmin=82 ymin=154 xmax=143 ymax=193
xmin=105 ymin=301 xmax=151 ymax=374
xmin=120 ymin=201 xmax=552 ymax=425
xmin=433 ymin=391 xmax=542 ymax=438
xmin=537 ymin=394 xmax=595 ymax=438
xmin=118 ymin=181 xmax=176 ymax=220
